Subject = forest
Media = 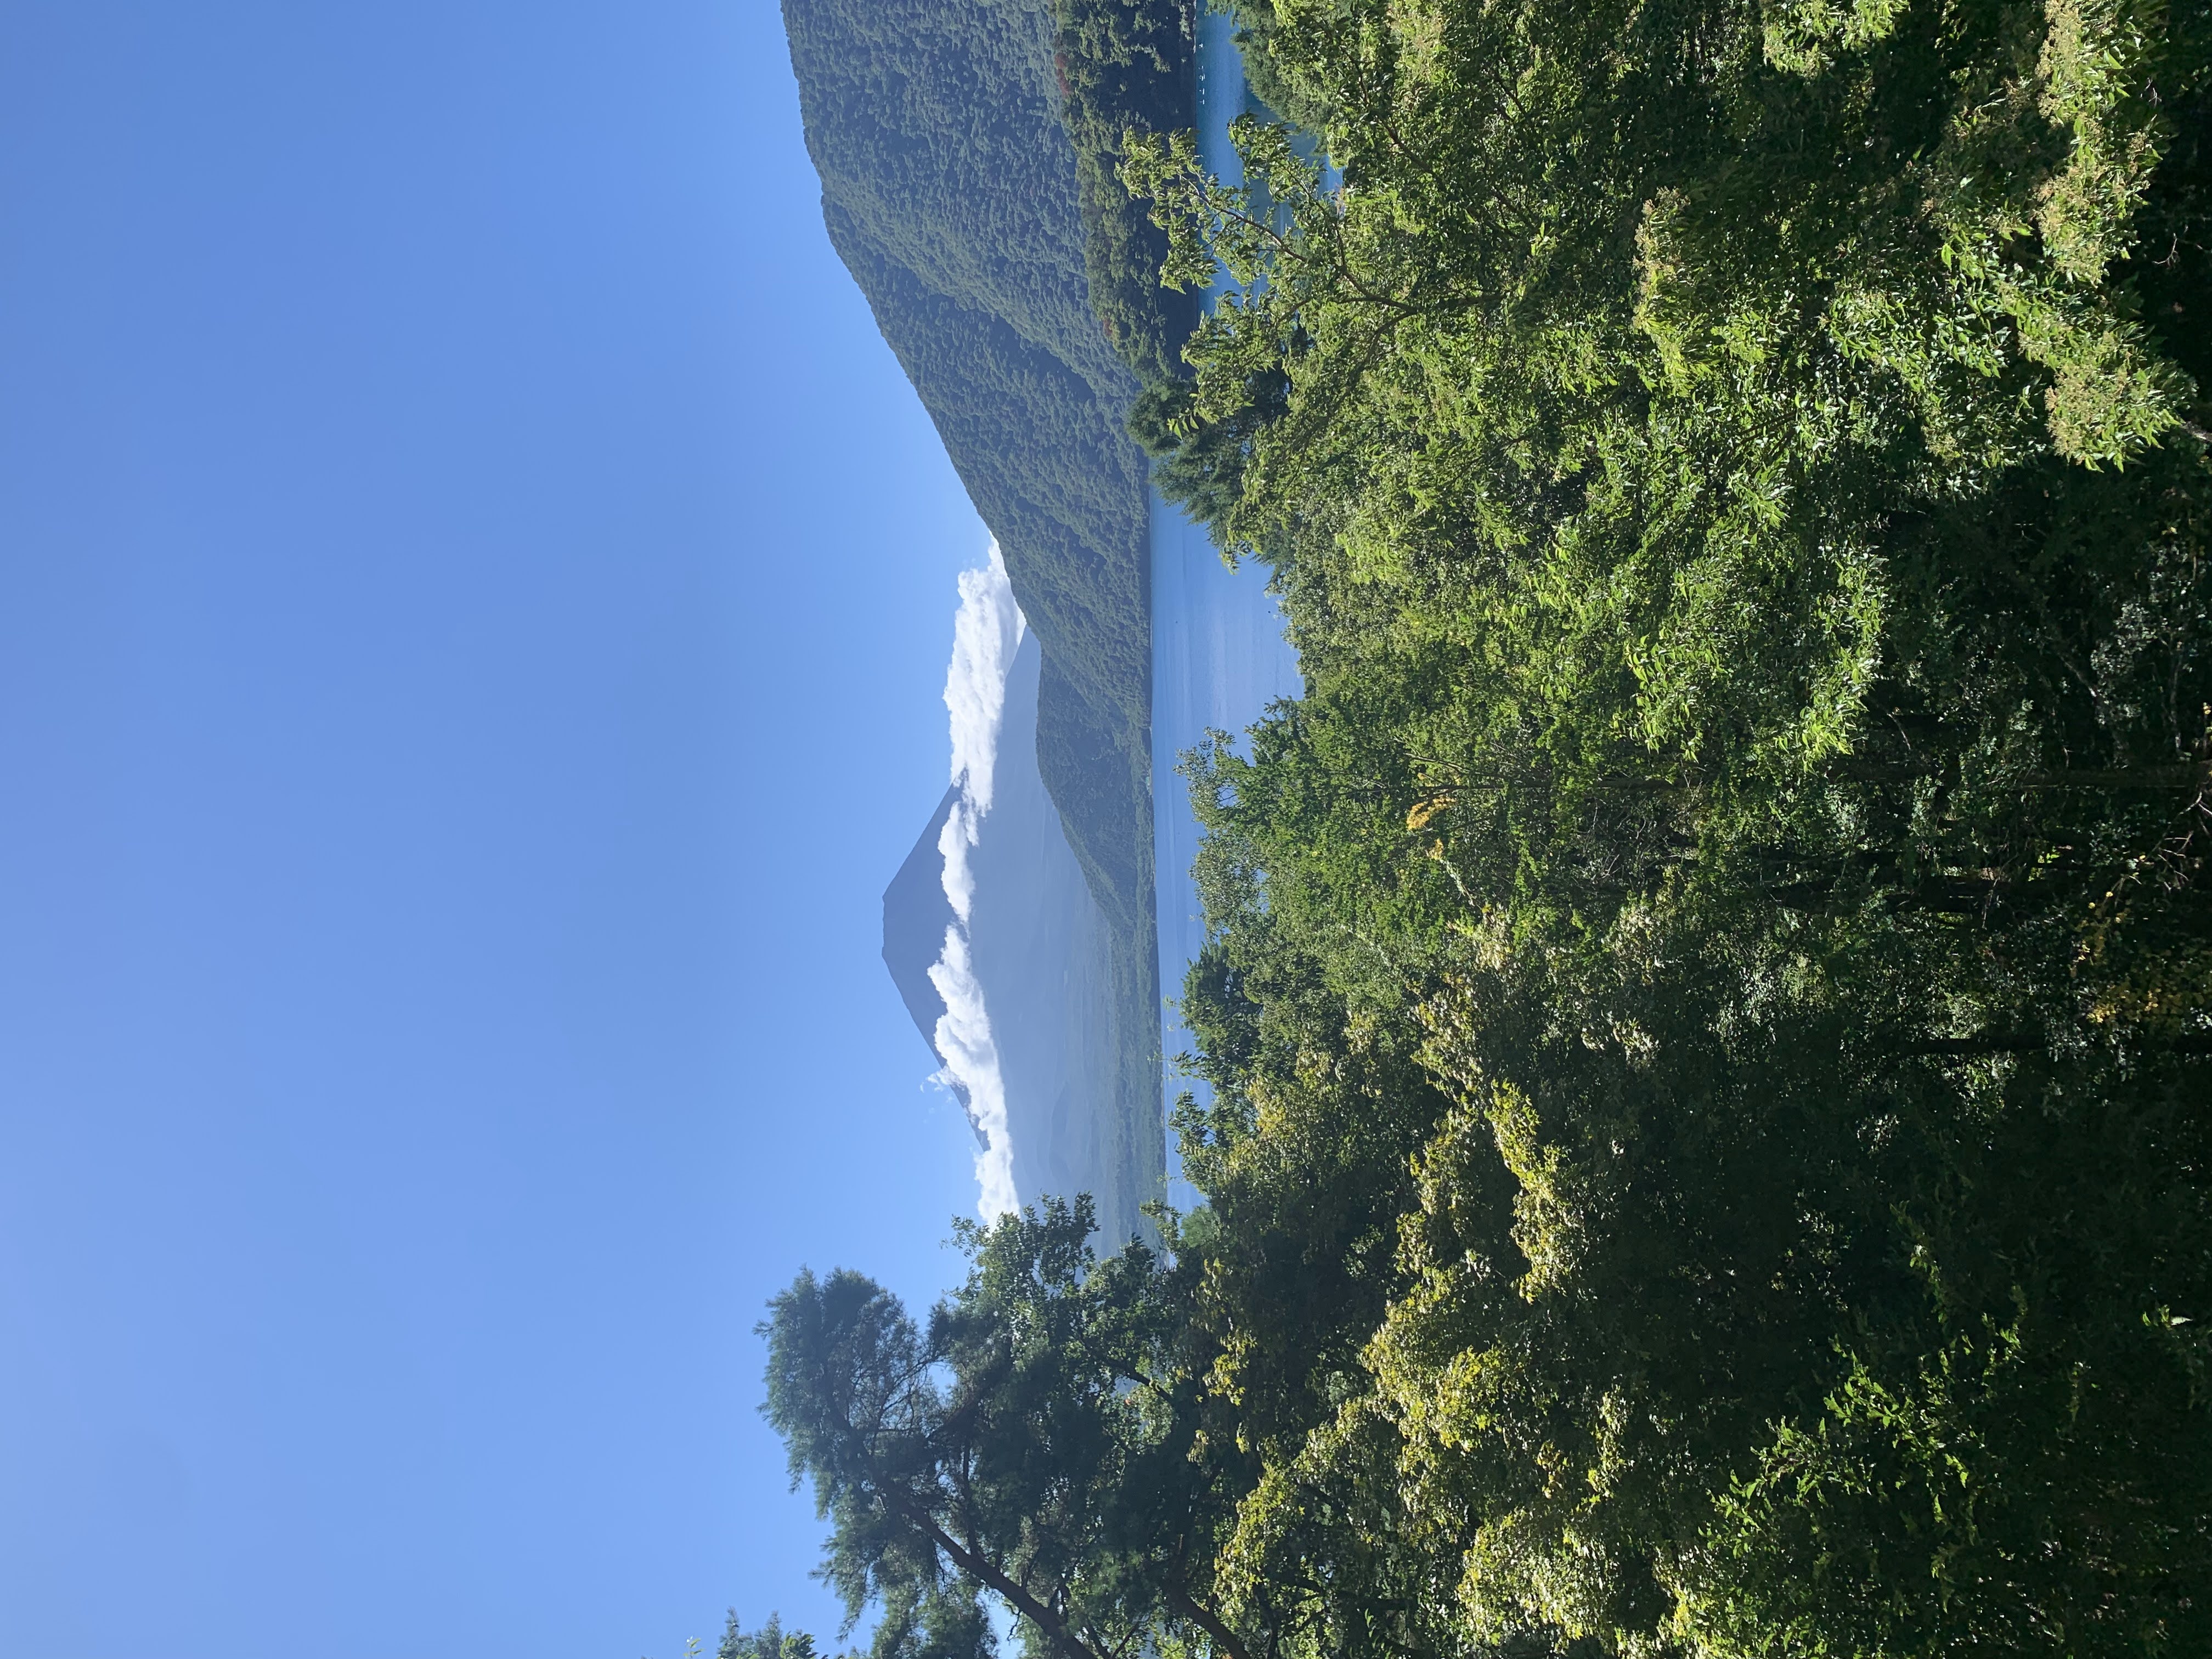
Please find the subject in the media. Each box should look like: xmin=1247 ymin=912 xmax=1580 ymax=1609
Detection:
xmin=1055 ymin=0 xmax=1203 ymax=388
xmin=760 ymin=0 xmax=2212 ymax=1655
xmin=782 ymin=0 xmax=1172 ymax=1245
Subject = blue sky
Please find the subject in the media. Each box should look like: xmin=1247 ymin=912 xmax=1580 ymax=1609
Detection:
xmin=0 ymin=3 xmax=991 ymax=1654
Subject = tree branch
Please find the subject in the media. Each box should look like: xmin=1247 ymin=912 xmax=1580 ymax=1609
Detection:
xmin=878 ymin=1486 xmax=1107 ymax=1659
xmin=1165 ymin=1582 xmax=1256 ymax=1659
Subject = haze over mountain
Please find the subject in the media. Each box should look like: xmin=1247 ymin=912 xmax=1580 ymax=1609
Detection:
xmin=882 ymin=550 xmax=1146 ymax=1248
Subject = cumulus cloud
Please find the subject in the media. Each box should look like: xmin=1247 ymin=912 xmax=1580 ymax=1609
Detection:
xmin=927 ymin=542 xmax=1027 ymax=1221
xmin=945 ymin=543 xmax=1025 ymax=812
xmin=929 ymin=924 xmax=1018 ymax=1219
xmin=938 ymin=544 xmax=1025 ymax=925
xmin=938 ymin=800 xmax=981 ymax=930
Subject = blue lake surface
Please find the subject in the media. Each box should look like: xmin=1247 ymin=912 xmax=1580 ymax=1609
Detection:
xmin=1149 ymin=11 xmax=1301 ymax=1201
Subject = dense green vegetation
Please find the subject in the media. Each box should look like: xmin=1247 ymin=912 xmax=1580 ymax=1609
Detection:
xmin=1051 ymin=0 xmax=1202 ymax=387
xmin=782 ymin=0 xmax=1164 ymax=1232
xmin=714 ymin=1611 xmax=841 ymax=1659
xmin=764 ymin=0 xmax=2212 ymax=1654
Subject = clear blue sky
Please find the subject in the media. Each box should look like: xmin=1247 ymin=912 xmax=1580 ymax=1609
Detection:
xmin=0 ymin=4 xmax=990 ymax=1655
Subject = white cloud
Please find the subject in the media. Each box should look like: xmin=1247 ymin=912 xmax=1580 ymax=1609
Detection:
xmin=927 ymin=543 xmax=1027 ymax=1219
xmin=938 ymin=795 xmax=981 ymax=929
xmin=937 ymin=543 xmax=1024 ymax=926
xmin=928 ymin=924 xmax=1018 ymax=1220
xmin=945 ymin=541 xmax=1024 ymax=812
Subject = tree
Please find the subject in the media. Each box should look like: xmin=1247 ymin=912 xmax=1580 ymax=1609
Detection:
xmin=760 ymin=1199 xmax=1259 ymax=1659
xmin=761 ymin=0 xmax=2212 ymax=1649
xmin=719 ymin=1612 xmax=828 ymax=1659
xmin=1119 ymin=0 xmax=2212 ymax=1651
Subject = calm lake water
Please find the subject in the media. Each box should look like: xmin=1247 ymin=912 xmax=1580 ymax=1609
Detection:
xmin=1149 ymin=10 xmax=1301 ymax=1199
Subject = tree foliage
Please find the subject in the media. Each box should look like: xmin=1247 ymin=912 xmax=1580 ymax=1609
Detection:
xmin=718 ymin=1611 xmax=834 ymax=1659
xmin=761 ymin=1199 xmax=1263 ymax=1659
xmin=1117 ymin=0 xmax=2212 ymax=1651
xmin=767 ymin=0 xmax=2212 ymax=1654
xmin=1052 ymin=0 xmax=1204 ymax=386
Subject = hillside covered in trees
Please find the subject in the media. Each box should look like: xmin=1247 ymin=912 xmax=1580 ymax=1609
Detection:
xmin=781 ymin=0 xmax=1155 ymax=940
xmin=781 ymin=0 xmax=1199 ymax=1231
xmin=759 ymin=1 xmax=2212 ymax=1656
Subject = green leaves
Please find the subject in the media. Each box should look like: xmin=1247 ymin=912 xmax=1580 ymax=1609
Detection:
xmin=761 ymin=1201 xmax=1264 ymax=1659
xmin=1129 ymin=1 xmax=2212 ymax=1652
xmin=719 ymin=1612 xmax=843 ymax=1659
xmin=768 ymin=3 xmax=2212 ymax=1653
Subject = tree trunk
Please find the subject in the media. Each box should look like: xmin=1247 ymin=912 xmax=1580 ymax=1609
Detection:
xmin=1165 ymin=1582 xmax=1255 ymax=1659
xmin=880 ymin=1487 xmax=1105 ymax=1659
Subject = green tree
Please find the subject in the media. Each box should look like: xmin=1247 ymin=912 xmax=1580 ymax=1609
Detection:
xmin=767 ymin=0 xmax=2212 ymax=1651
xmin=1118 ymin=0 xmax=2212 ymax=1651
xmin=719 ymin=1612 xmax=826 ymax=1659
xmin=1050 ymin=0 xmax=1203 ymax=387
xmin=761 ymin=1199 xmax=1259 ymax=1659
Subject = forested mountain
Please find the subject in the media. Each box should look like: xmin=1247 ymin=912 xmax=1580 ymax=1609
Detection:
xmin=782 ymin=0 xmax=1177 ymax=1229
xmin=758 ymin=1 xmax=2212 ymax=1656
xmin=782 ymin=0 xmax=1153 ymax=940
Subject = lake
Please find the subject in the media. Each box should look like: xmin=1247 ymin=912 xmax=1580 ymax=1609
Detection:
xmin=1148 ymin=10 xmax=1302 ymax=1204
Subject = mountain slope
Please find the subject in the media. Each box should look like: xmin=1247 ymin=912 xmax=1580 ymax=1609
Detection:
xmin=785 ymin=0 xmax=1152 ymax=940
xmin=785 ymin=0 xmax=1165 ymax=1234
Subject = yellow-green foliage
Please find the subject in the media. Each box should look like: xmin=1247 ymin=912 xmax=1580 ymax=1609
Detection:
xmin=1136 ymin=1 xmax=2212 ymax=1654
xmin=769 ymin=3 xmax=2212 ymax=1655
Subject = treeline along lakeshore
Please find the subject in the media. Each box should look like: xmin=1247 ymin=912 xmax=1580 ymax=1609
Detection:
xmin=763 ymin=1 xmax=2212 ymax=1656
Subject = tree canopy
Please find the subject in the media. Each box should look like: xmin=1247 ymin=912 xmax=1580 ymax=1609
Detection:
xmin=761 ymin=1199 xmax=1263 ymax=1659
xmin=764 ymin=0 xmax=2212 ymax=1653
